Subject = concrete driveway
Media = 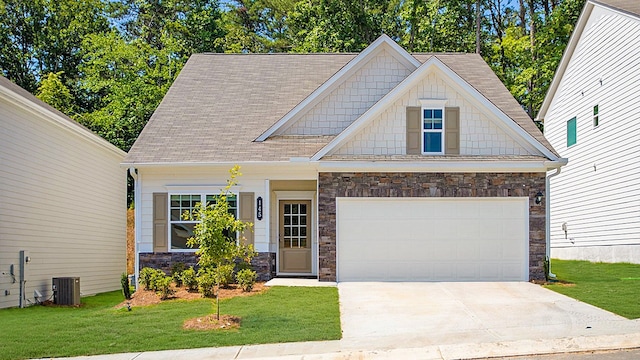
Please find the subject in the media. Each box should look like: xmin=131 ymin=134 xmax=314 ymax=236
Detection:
xmin=338 ymin=282 xmax=640 ymax=351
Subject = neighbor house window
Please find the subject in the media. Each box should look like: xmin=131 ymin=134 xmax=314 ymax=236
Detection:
xmin=422 ymin=108 xmax=444 ymax=154
xmin=593 ymin=105 xmax=599 ymax=127
xmin=567 ymin=117 xmax=577 ymax=147
xmin=169 ymin=194 xmax=237 ymax=250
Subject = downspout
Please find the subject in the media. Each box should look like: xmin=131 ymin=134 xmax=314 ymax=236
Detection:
xmin=129 ymin=167 xmax=141 ymax=289
xmin=546 ymin=167 xmax=562 ymax=279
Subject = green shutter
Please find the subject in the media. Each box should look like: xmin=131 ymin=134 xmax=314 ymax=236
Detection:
xmin=406 ymin=107 xmax=421 ymax=155
xmin=444 ymin=107 xmax=460 ymax=155
xmin=567 ymin=117 xmax=577 ymax=147
xmin=153 ymin=193 xmax=168 ymax=253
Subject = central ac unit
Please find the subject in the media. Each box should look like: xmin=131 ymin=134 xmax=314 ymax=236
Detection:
xmin=52 ymin=277 xmax=80 ymax=305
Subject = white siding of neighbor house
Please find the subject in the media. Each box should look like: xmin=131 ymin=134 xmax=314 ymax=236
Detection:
xmin=544 ymin=6 xmax=640 ymax=263
xmin=334 ymin=70 xmax=531 ymax=156
xmin=281 ymin=49 xmax=413 ymax=136
xmin=137 ymin=165 xmax=318 ymax=257
xmin=0 ymin=97 xmax=126 ymax=309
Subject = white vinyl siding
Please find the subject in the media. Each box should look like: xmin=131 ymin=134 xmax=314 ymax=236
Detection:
xmin=544 ymin=6 xmax=640 ymax=262
xmin=0 ymin=96 xmax=126 ymax=309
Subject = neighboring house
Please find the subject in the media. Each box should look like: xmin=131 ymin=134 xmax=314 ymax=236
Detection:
xmin=0 ymin=76 xmax=127 ymax=308
xmin=537 ymin=0 xmax=640 ymax=263
xmin=124 ymin=35 xmax=566 ymax=283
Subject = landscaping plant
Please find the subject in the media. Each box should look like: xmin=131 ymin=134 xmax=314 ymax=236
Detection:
xmin=120 ymin=273 xmax=132 ymax=300
xmin=196 ymin=268 xmax=216 ymax=297
xmin=181 ymin=267 xmax=198 ymax=291
xmin=236 ymin=269 xmax=257 ymax=292
xmin=171 ymin=262 xmax=186 ymax=287
xmin=186 ymin=165 xmax=255 ymax=319
xmin=213 ymin=264 xmax=235 ymax=288
xmin=139 ymin=267 xmax=158 ymax=290
xmin=154 ymin=275 xmax=175 ymax=300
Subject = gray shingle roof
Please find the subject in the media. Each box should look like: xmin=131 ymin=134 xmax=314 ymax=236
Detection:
xmin=125 ymin=54 xmax=354 ymax=164
xmin=124 ymin=52 xmax=557 ymax=164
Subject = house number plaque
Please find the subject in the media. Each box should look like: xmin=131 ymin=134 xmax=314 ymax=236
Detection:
xmin=256 ymin=197 xmax=263 ymax=220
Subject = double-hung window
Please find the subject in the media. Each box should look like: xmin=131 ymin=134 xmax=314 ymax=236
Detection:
xmin=169 ymin=193 xmax=237 ymax=250
xmin=422 ymin=108 xmax=444 ymax=154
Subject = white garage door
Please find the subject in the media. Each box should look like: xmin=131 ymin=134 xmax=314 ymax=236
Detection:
xmin=336 ymin=197 xmax=529 ymax=281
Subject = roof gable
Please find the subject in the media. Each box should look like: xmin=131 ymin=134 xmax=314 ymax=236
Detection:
xmin=538 ymin=0 xmax=640 ymax=121
xmin=255 ymin=34 xmax=421 ymax=141
xmin=313 ymin=55 xmax=559 ymax=161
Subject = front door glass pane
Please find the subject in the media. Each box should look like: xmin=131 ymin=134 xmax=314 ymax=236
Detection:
xmin=282 ymin=201 xmax=309 ymax=249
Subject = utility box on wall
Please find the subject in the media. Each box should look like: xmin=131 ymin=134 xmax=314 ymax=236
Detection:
xmin=52 ymin=277 xmax=80 ymax=305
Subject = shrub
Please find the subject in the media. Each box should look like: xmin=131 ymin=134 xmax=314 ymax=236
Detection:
xmin=139 ymin=267 xmax=159 ymax=290
xmin=121 ymin=273 xmax=132 ymax=300
xmin=171 ymin=262 xmax=186 ymax=287
xmin=236 ymin=269 xmax=257 ymax=292
xmin=154 ymin=275 xmax=175 ymax=300
xmin=197 ymin=269 xmax=216 ymax=297
xmin=182 ymin=267 xmax=198 ymax=292
xmin=151 ymin=269 xmax=167 ymax=291
xmin=213 ymin=264 xmax=235 ymax=288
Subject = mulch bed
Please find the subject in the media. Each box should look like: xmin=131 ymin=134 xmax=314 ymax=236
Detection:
xmin=115 ymin=282 xmax=267 ymax=330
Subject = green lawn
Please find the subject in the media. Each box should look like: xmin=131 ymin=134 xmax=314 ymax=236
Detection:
xmin=0 ymin=286 xmax=341 ymax=360
xmin=544 ymin=259 xmax=640 ymax=319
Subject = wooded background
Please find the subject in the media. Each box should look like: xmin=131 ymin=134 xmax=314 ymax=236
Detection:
xmin=0 ymin=0 xmax=585 ymax=151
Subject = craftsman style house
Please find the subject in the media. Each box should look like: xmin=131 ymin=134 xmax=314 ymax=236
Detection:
xmin=124 ymin=35 xmax=566 ymax=283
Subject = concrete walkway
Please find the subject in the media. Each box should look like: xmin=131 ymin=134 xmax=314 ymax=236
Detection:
xmin=39 ymin=282 xmax=640 ymax=360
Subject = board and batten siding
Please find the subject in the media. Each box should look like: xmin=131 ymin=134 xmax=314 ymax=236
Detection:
xmin=0 ymin=94 xmax=126 ymax=309
xmin=544 ymin=5 xmax=640 ymax=263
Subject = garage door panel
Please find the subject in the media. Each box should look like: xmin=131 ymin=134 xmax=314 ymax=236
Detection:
xmin=337 ymin=198 xmax=528 ymax=282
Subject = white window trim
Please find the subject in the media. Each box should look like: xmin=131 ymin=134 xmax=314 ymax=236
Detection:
xmin=168 ymin=192 xmax=238 ymax=253
xmin=419 ymin=99 xmax=448 ymax=155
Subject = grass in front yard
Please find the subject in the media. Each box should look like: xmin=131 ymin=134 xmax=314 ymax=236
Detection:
xmin=0 ymin=286 xmax=341 ymax=360
xmin=544 ymin=259 xmax=640 ymax=319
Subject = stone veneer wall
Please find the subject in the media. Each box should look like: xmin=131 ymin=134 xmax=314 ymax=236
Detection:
xmin=318 ymin=172 xmax=547 ymax=282
xmin=139 ymin=252 xmax=276 ymax=281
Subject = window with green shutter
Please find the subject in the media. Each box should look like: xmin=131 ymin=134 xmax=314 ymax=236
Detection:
xmin=593 ymin=105 xmax=599 ymax=127
xmin=567 ymin=117 xmax=577 ymax=147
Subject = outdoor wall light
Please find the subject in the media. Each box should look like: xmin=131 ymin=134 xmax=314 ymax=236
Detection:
xmin=535 ymin=191 xmax=543 ymax=205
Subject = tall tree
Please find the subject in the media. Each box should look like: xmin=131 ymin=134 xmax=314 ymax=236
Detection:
xmin=398 ymin=0 xmax=478 ymax=53
xmin=77 ymin=0 xmax=225 ymax=151
xmin=0 ymin=0 xmax=110 ymax=104
xmin=288 ymin=0 xmax=402 ymax=52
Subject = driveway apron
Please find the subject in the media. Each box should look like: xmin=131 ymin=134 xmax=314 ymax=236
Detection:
xmin=338 ymin=282 xmax=640 ymax=350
